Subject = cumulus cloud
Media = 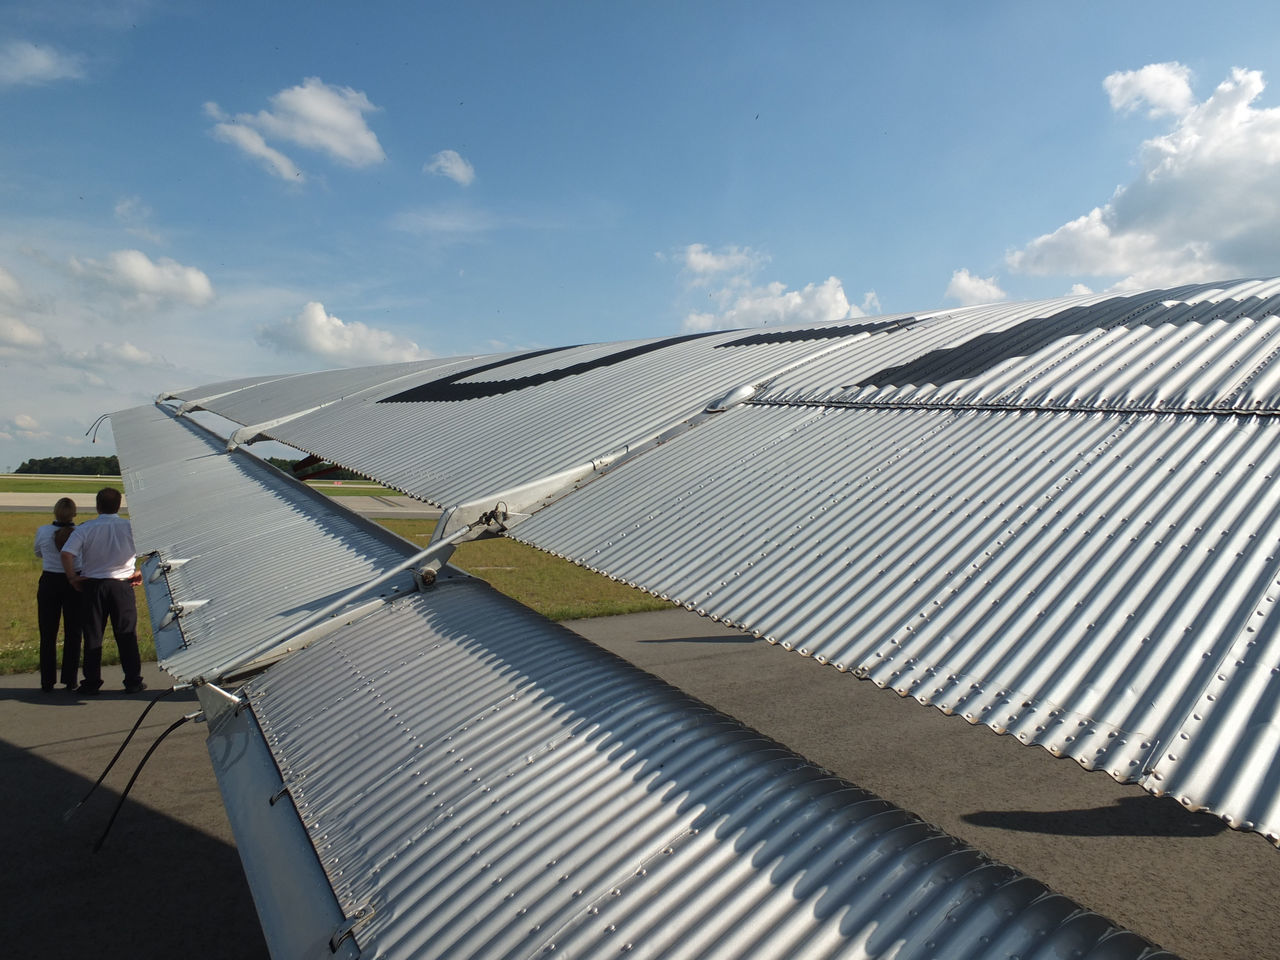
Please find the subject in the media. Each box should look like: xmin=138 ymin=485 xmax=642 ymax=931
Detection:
xmin=3 ymin=412 xmax=50 ymax=441
xmin=0 ymin=40 xmax=84 ymax=86
xmin=206 ymin=78 xmax=384 ymax=179
xmin=424 ymin=149 xmax=475 ymax=186
xmin=1008 ymin=64 xmax=1280 ymax=291
xmin=681 ymin=243 xmax=766 ymax=283
xmin=1104 ymin=62 xmax=1194 ymax=118
xmin=71 ymin=249 xmax=214 ymax=308
xmin=685 ymin=276 xmax=864 ymax=332
xmin=672 ymin=243 xmax=873 ymax=333
xmin=257 ymin=301 xmax=431 ymax=366
xmin=945 ymin=268 xmax=1008 ymax=306
xmin=0 ymin=315 xmax=45 ymax=348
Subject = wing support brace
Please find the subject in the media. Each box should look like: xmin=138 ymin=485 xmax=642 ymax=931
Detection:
xmin=197 ymin=517 xmax=491 ymax=684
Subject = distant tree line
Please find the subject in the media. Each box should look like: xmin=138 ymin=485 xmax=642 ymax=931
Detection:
xmin=16 ymin=456 xmax=120 ymax=475
xmin=266 ymin=457 xmax=365 ymax=481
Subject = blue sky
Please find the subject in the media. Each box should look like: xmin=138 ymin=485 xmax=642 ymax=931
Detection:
xmin=2 ymin=1 xmax=1280 ymax=467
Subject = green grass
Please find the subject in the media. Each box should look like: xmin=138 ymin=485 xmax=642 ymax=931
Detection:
xmin=302 ymin=480 xmax=402 ymax=497
xmin=0 ymin=512 xmax=668 ymax=675
xmin=378 ymin=517 xmax=670 ymax=622
xmin=0 ymin=476 xmax=125 ymax=494
xmin=0 ymin=472 xmax=396 ymax=499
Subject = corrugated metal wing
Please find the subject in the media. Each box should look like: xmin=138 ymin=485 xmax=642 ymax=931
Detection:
xmin=513 ymin=403 xmax=1280 ymax=840
xmin=238 ymin=580 xmax=1172 ymax=959
xmin=110 ymin=401 xmax=1176 ymax=959
xmin=112 ymin=404 xmax=422 ymax=682
xmin=163 ymin=327 xmax=918 ymax=506
xmin=126 ymin=275 xmax=1280 ymax=846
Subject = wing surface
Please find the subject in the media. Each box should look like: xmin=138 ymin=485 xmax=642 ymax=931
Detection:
xmin=114 ymin=407 xmax=1171 ymax=959
xmin=148 ymin=276 xmax=1280 ymax=842
xmin=114 ymin=403 xmax=422 ymax=682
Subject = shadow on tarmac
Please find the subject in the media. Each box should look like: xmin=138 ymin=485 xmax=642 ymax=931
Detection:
xmin=637 ymin=634 xmax=761 ymax=644
xmin=3 ymin=728 xmax=267 ymax=958
xmin=962 ymin=794 xmax=1228 ymax=838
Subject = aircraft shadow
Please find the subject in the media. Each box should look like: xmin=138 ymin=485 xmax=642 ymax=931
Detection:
xmin=2 ymin=734 xmax=267 ymax=958
xmin=962 ymin=794 xmax=1227 ymax=838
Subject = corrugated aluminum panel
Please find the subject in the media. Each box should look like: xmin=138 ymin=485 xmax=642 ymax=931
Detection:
xmin=133 ymin=276 xmax=1280 ymax=844
xmin=762 ymin=284 xmax=1280 ymax=410
xmin=160 ymin=279 xmax=1280 ymax=515
xmin=111 ymin=404 xmax=421 ymax=682
xmin=242 ymin=580 xmax=1172 ymax=959
xmin=163 ymin=327 xmax=916 ymax=507
xmin=513 ymin=402 xmax=1280 ymax=841
xmin=162 ymin=372 xmax=295 ymax=403
xmin=179 ymin=358 xmax=464 ymax=428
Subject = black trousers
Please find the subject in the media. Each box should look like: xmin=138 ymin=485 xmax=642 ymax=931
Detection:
xmin=81 ymin=578 xmax=141 ymax=688
xmin=37 ymin=571 xmax=82 ymax=689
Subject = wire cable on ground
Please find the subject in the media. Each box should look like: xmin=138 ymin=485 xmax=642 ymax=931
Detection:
xmin=93 ymin=711 xmax=200 ymax=853
xmin=64 ymin=685 xmax=183 ymax=821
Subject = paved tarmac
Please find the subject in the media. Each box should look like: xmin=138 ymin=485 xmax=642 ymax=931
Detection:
xmin=5 ymin=609 xmax=1279 ymax=959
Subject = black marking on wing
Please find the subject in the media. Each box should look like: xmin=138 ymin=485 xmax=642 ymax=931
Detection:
xmin=714 ymin=318 xmax=915 ymax=347
xmin=379 ymin=333 xmax=719 ymax=403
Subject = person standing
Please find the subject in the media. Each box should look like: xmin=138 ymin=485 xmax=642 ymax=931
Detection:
xmin=60 ymin=487 xmax=145 ymax=695
xmin=33 ymin=497 xmax=82 ymax=692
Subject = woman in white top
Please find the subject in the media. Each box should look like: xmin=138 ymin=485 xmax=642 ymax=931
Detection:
xmin=33 ymin=497 xmax=82 ymax=692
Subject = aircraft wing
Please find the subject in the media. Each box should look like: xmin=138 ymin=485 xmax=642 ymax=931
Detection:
xmin=110 ymin=275 xmax=1280 ymax=957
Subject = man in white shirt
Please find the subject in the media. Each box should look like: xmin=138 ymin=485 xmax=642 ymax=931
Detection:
xmin=61 ymin=487 xmax=145 ymax=695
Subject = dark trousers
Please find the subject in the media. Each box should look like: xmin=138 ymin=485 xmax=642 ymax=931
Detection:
xmin=37 ymin=572 xmax=82 ymax=689
xmin=81 ymin=578 xmax=141 ymax=688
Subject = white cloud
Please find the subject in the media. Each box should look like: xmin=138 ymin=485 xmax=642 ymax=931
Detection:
xmin=0 ymin=315 xmax=45 ymax=347
xmin=1009 ymin=64 xmax=1280 ymax=291
xmin=1068 ymin=283 xmax=1094 ymax=296
xmin=682 ymin=243 xmax=766 ymax=282
xmin=0 ymin=40 xmax=84 ymax=86
xmin=1104 ymin=62 xmax=1194 ymax=118
xmin=424 ymin=149 xmax=475 ymax=186
xmin=211 ymin=121 xmax=304 ymax=181
xmin=257 ymin=301 xmax=431 ymax=366
xmin=0 ymin=265 xmax=22 ymax=302
xmin=685 ymin=276 xmax=865 ymax=332
xmin=3 ymin=411 xmax=50 ymax=441
xmin=207 ymin=78 xmax=384 ymax=176
xmin=71 ymin=249 xmax=215 ymax=308
xmin=945 ymin=268 xmax=1008 ymax=306
xmin=674 ymin=242 xmax=872 ymax=332
xmin=75 ymin=340 xmax=172 ymax=369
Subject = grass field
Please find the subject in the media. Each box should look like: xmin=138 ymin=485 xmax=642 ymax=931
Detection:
xmin=2 ymin=473 xmax=395 ymax=498
xmin=379 ymin=517 xmax=669 ymax=622
xmin=0 ymin=476 xmax=125 ymax=494
xmin=1 ymin=510 xmax=668 ymax=676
